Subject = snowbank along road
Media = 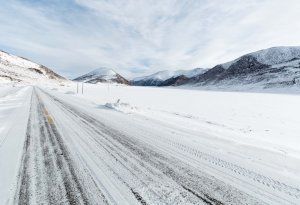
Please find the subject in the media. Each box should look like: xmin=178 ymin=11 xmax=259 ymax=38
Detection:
xmin=1 ymin=86 xmax=300 ymax=205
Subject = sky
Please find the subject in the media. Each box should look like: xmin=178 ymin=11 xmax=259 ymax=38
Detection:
xmin=1 ymin=0 xmax=300 ymax=79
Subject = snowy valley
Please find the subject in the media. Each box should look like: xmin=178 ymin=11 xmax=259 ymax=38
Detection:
xmin=0 ymin=48 xmax=300 ymax=205
xmin=2 ymin=0 xmax=300 ymax=204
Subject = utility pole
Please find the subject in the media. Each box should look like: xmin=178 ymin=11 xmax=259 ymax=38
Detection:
xmin=82 ymin=83 xmax=84 ymax=94
xmin=77 ymin=83 xmax=79 ymax=94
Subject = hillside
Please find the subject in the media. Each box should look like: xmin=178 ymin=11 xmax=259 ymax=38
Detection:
xmin=0 ymin=50 xmax=66 ymax=84
xmin=187 ymin=46 xmax=300 ymax=89
xmin=131 ymin=68 xmax=206 ymax=86
xmin=73 ymin=68 xmax=129 ymax=84
xmin=132 ymin=46 xmax=300 ymax=90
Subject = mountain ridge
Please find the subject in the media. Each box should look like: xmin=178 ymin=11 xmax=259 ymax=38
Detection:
xmin=73 ymin=67 xmax=129 ymax=84
xmin=2 ymin=46 xmax=300 ymax=90
xmin=131 ymin=46 xmax=300 ymax=89
xmin=0 ymin=50 xmax=66 ymax=84
xmin=186 ymin=46 xmax=300 ymax=88
xmin=131 ymin=68 xmax=207 ymax=86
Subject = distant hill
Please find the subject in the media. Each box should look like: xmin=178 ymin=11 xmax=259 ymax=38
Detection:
xmin=187 ymin=46 xmax=300 ymax=88
xmin=0 ymin=50 xmax=66 ymax=84
xmin=132 ymin=46 xmax=300 ymax=89
xmin=73 ymin=67 xmax=129 ymax=84
xmin=131 ymin=68 xmax=207 ymax=86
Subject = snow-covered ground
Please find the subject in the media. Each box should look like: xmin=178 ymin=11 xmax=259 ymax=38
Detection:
xmin=54 ymin=83 xmax=300 ymax=154
xmin=0 ymin=85 xmax=32 ymax=204
xmin=1 ymin=82 xmax=300 ymax=204
xmin=46 ymin=83 xmax=300 ymax=202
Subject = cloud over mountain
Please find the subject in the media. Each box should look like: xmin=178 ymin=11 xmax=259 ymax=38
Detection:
xmin=1 ymin=0 xmax=300 ymax=78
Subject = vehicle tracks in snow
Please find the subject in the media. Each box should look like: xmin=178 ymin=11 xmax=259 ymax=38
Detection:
xmin=12 ymin=86 xmax=299 ymax=205
xmin=37 ymin=88 xmax=273 ymax=205
xmin=13 ymin=88 xmax=108 ymax=205
xmin=131 ymin=124 xmax=300 ymax=203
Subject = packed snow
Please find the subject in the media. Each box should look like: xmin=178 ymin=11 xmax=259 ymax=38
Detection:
xmin=105 ymin=100 xmax=137 ymax=114
xmin=0 ymin=85 xmax=32 ymax=204
xmin=51 ymin=83 xmax=300 ymax=155
xmin=44 ymin=83 xmax=300 ymax=203
xmin=0 ymin=82 xmax=300 ymax=204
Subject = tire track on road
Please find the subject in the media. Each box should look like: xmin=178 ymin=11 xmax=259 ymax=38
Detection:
xmin=13 ymin=88 xmax=108 ymax=205
xmin=39 ymin=88 xmax=269 ymax=205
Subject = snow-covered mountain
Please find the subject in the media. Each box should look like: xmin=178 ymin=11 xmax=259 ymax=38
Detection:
xmin=73 ymin=67 xmax=129 ymax=84
xmin=131 ymin=68 xmax=207 ymax=86
xmin=131 ymin=46 xmax=300 ymax=89
xmin=0 ymin=50 xmax=66 ymax=84
xmin=221 ymin=46 xmax=300 ymax=69
xmin=187 ymin=46 xmax=300 ymax=89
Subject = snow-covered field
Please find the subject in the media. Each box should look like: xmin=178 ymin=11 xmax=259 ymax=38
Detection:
xmin=1 ymin=82 xmax=300 ymax=204
xmin=0 ymin=85 xmax=32 ymax=204
xmin=56 ymin=83 xmax=300 ymax=154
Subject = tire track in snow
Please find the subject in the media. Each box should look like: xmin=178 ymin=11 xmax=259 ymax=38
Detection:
xmin=132 ymin=123 xmax=300 ymax=203
xmin=13 ymin=88 xmax=108 ymax=205
xmin=166 ymin=140 xmax=300 ymax=199
xmin=39 ymin=88 xmax=270 ymax=205
xmin=39 ymin=89 xmax=202 ymax=204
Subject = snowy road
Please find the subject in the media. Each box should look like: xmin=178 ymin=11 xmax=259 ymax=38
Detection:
xmin=3 ymin=86 xmax=300 ymax=204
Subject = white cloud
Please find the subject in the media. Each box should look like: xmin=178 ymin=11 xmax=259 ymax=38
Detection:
xmin=0 ymin=0 xmax=300 ymax=78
